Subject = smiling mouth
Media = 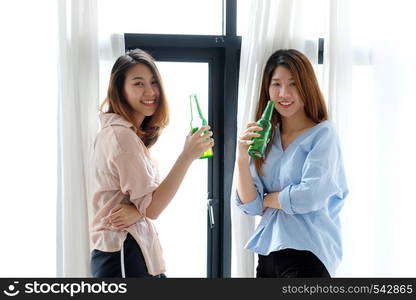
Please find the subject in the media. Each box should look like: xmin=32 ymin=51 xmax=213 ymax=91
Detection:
xmin=140 ymin=99 xmax=158 ymax=106
xmin=278 ymin=101 xmax=294 ymax=108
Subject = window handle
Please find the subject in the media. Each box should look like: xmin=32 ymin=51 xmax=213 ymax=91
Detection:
xmin=207 ymin=198 xmax=216 ymax=229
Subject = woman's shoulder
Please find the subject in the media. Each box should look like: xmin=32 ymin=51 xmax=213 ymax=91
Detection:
xmin=309 ymin=120 xmax=343 ymax=152
xmin=96 ymin=115 xmax=146 ymax=157
xmin=312 ymin=120 xmax=338 ymax=138
xmin=109 ymin=125 xmax=146 ymax=155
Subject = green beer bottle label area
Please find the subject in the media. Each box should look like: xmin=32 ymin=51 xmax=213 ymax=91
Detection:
xmin=248 ymin=100 xmax=274 ymax=158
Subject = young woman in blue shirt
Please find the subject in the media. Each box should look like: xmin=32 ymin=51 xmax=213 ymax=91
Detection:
xmin=235 ymin=49 xmax=348 ymax=278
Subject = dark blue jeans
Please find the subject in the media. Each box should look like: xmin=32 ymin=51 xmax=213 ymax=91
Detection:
xmin=91 ymin=233 xmax=166 ymax=278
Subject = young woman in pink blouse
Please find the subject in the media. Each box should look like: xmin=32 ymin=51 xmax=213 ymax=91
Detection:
xmin=90 ymin=49 xmax=214 ymax=278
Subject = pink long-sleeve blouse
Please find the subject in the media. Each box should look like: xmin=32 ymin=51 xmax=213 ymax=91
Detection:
xmin=90 ymin=113 xmax=165 ymax=275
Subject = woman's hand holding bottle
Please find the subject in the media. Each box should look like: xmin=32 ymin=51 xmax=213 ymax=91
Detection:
xmin=237 ymin=122 xmax=262 ymax=161
xmin=182 ymin=125 xmax=214 ymax=161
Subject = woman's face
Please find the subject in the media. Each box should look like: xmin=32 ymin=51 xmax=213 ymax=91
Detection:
xmin=269 ymin=66 xmax=304 ymax=119
xmin=123 ymin=63 xmax=160 ymax=122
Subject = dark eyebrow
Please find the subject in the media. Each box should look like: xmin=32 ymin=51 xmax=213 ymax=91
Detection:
xmin=131 ymin=76 xmax=156 ymax=81
xmin=271 ymin=77 xmax=294 ymax=81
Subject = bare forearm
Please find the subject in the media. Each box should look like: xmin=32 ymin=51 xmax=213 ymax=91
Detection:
xmin=236 ymin=158 xmax=257 ymax=204
xmin=147 ymin=153 xmax=193 ymax=219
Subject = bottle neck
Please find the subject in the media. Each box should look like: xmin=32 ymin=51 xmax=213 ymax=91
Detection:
xmin=261 ymin=100 xmax=275 ymax=120
xmin=190 ymin=94 xmax=207 ymax=125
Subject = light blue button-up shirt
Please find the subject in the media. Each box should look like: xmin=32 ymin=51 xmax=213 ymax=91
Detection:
xmin=235 ymin=120 xmax=348 ymax=276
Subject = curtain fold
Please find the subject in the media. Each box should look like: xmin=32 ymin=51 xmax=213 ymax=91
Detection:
xmin=330 ymin=0 xmax=416 ymax=277
xmin=57 ymin=0 xmax=99 ymax=277
xmin=57 ymin=0 xmax=126 ymax=277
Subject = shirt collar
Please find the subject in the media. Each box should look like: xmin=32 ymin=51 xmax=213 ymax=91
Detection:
xmin=99 ymin=113 xmax=135 ymax=130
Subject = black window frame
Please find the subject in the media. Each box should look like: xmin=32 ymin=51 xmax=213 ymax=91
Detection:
xmin=124 ymin=0 xmax=240 ymax=278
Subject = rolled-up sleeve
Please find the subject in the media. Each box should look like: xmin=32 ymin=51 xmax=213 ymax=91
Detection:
xmin=279 ymin=128 xmax=345 ymax=215
xmin=234 ymin=163 xmax=265 ymax=216
xmin=113 ymin=151 xmax=158 ymax=217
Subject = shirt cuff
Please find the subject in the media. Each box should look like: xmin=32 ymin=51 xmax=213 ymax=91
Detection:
xmin=234 ymin=191 xmax=263 ymax=216
xmin=130 ymin=192 xmax=153 ymax=217
xmin=278 ymin=185 xmax=295 ymax=215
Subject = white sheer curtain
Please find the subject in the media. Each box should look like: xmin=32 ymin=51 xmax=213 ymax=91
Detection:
xmin=232 ymin=0 xmax=328 ymax=277
xmin=233 ymin=0 xmax=416 ymax=277
xmin=57 ymin=0 xmax=99 ymax=277
xmin=329 ymin=0 xmax=416 ymax=277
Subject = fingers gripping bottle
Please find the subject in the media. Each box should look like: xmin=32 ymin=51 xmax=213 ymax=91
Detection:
xmin=248 ymin=100 xmax=274 ymax=158
xmin=189 ymin=94 xmax=214 ymax=159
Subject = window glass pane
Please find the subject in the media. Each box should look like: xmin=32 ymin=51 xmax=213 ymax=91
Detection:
xmin=237 ymin=0 xmax=250 ymax=36
xmin=152 ymin=62 xmax=209 ymax=277
xmin=98 ymin=0 xmax=222 ymax=36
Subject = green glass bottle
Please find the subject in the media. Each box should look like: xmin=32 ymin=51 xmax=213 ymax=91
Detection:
xmin=189 ymin=94 xmax=213 ymax=159
xmin=248 ymin=100 xmax=275 ymax=158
